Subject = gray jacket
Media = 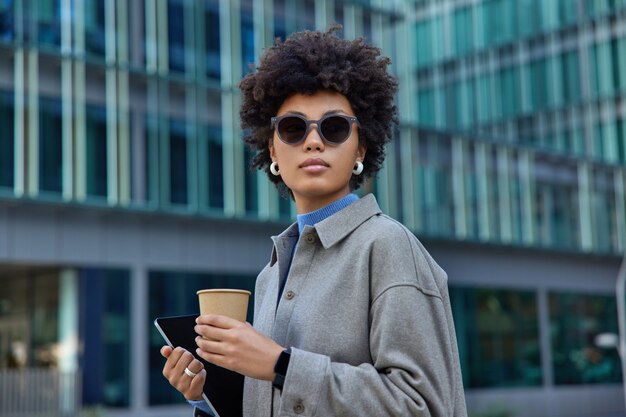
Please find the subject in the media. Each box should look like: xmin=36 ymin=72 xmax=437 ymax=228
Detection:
xmin=244 ymin=194 xmax=467 ymax=417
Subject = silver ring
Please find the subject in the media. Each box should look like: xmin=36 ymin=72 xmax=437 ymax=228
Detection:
xmin=184 ymin=367 xmax=197 ymax=378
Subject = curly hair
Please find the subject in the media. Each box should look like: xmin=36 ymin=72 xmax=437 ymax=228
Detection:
xmin=239 ymin=25 xmax=398 ymax=195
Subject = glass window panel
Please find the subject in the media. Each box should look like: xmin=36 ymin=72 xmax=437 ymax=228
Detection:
xmin=204 ymin=0 xmax=220 ymax=80
xmin=36 ymin=0 xmax=61 ymax=48
xmin=417 ymin=88 xmax=435 ymax=128
xmin=273 ymin=0 xmax=287 ymax=40
xmin=79 ymin=268 xmax=130 ymax=408
xmin=0 ymin=90 xmax=14 ymax=189
xmin=167 ymin=0 xmax=186 ymax=73
xmin=415 ymin=20 xmax=433 ymax=68
xmin=499 ymin=66 xmax=519 ymax=118
xmin=450 ymin=287 xmax=541 ymax=388
xmin=477 ymin=73 xmax=492 ymax=123
xmin=562 ymin=51 xmax=581 ymax=103
xmin=85 ymin=105 xmax=108 ymax=198
xmin=530 ymin=59 xmax=548 ymax=110
xmin=244 ymin=147 xmax=258 ymax=214
xmin=454 ymin=7 xmax=472 ymax=55
xmin=592 ymin=168 xmax=618 ymax=252
xmin=559 ymin=0 xmax=578 ymax=25
xmin=0 ymin=0 xmax=15 ymax=41
xmin=241 ymin=0 xmax=254 ymax=76
xmin=38 ymin=96 xmax=63 ymax=194
xmin=207 ymin=125 xmax=223 ymax=209
xmin=550 ymin=292 xmax=621 ymax=384
xmin=147 ymin=271 xmax=256 ymax=405
xmin=144 ymin=112 xmax=160 ymax=205
xmin=611 ymin=37 xmax=626 ymax=92
xmin=84 ymin=0 xmax=106 ymax=56
xmin=518 ymin=0 xmax=540 ymax=38
xmin=169 ymin=119 xmax=188 ymax=205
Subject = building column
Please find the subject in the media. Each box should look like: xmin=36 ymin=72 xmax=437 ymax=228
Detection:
xmin=58 ymin=269 xmax=79 ymax=414
xmin=131 ymin=264 xmax=149 ymax=411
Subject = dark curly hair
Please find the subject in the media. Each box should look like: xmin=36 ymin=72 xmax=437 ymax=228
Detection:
xmin=239 ymin=25 xmax=398 ymax=195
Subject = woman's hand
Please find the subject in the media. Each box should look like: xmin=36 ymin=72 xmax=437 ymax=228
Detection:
xmin=161 ymin=346 xmax=207 ymax=400
xmin=194 ymin=315 xmax=284 ymax=381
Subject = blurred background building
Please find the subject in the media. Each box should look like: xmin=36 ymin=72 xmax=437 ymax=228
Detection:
xmin=0 ymin=0 xmax=625 ymax=416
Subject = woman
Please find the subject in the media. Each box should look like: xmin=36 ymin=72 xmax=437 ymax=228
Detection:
xmin=161 ymin=27 xmax=467 ymax=417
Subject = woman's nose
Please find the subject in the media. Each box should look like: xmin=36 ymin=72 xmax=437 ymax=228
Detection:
xmin=302 ymin=123 xmax=325 ymax=151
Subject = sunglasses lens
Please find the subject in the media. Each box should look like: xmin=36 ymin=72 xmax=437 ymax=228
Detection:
xmin=321 ymin=116 xmax=351 ymax=143
xmin=277 ymin=116 xmax=307 ymax=144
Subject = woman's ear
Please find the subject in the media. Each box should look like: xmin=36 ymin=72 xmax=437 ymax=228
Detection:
xmin=357 ymin=144 xmax=367 ymax=161
xmin=269 ymin=141 xmax=276 ymax=160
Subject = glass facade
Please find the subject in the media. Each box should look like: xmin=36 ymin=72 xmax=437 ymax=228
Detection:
xmin=0 ymin=0 xmax=625 ymax=413
xmin=451 ymin=287 xmax=541 ymax=388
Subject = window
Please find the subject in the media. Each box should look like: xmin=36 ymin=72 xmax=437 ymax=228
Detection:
xmin=550 ymin=292 xmax=621 ymax=384
xmin=167 ymin=0 xmax=186 ymax=73
xmin=244 ymin=147 xmax=258 ymax=214
xmin=0 ymin=90 xmax=14 ymax=189
xmin=38 ymin=97 xmax=63 ymax=194
xmin=79 ymin=268 xmax=131 ymax=407
xmin=530 ymin=59 xmax=549 ymax=111
xmin=453 ymin=7 xmax=472 ymax=55
xmin=0 ymin=0 xmax=15 ymax=41
xmin=241 ymin=0 xmax=254 ymax=76
xmin=562 ymin=51 xmax=581 ymax=104
xmin=148 ymin=271 xmax=256 ymax=405
xmin=169 ymin=119 xmax=188 ymax=205
xmin=84 ymin=0 xmax=106 ymax=56
xmin=207 ymin=125 xmax=224 ymax=209
xmin=36 ymin=0 xmax=62 ymax=47
xmin=450 ymin=287 xmax=541 ymax=388
xmin=85 ymin=105 xmax=108 ymax=198
xmin=204 ymin=0 xmax=220 ymax=80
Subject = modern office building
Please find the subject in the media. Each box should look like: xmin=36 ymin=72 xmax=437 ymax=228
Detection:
xmin=0 ymin=1 xmax=624 ymax=416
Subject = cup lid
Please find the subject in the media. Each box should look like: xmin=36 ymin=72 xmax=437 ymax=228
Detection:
xmin=196 ymin=289 xmax=252 ymax=295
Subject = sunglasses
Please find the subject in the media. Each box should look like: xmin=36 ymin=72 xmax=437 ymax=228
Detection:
xmin=271 ymin=114 xmax=360 ymax=145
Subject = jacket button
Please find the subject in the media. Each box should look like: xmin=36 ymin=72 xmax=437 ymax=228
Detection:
xmin=293 ymin=402 xmax=305 ymax=414
xmin=285 ymin=290 xmax=295 ymax=300
xmin=305 ymin=234 xmax=315 ymax=243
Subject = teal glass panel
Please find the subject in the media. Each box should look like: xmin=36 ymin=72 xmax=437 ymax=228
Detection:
xmin=559 ymin=0 xmax=578 ymax=25
xmin=415 ymin=20 xmax=433 ymax=68
xmin=418 ymin=137 xmax=454 ymax=237
xmin=611 ymin=37 xmax=626 ymax=92
xmin=0 ymin=90 xmax=14 ymax=189
xmin=144 ymin=113 xmax=160 ymax=205
xmin=39 ymin=97 xmax=63 ymax=194
xmin=86 ymin=105 xmax=108 ymax=198
xmin=417 ymin=88 xmax=435 ymax=128
xmin=618 ymin=120 xmax=626 ymax=163
xmin=241 ymin=0 xmax=254 ymax=76
xmin=244 ymin=146 xmax=258 ymax=214
xmin=84 ymin=0 xmax=105 ymax=56
xmin=450 ymin=287 xmax=541 ymax=388
xmin=550 ymin=292 xmax=621 ymax=384
xmin=148 ymin=271 xmax=256 ymax=405
xmin=79 ymin=269 xmax=130 ymax=407
xmin=167 ymin=0 xmax=186 ymax=73
xmin=169 ymin=119 xmax=188 ymax=205
xmin=529 ymin=59 xmax=548 ymax=110
xmin=273 ymin=0 xmax=287 ymax=40
xmin=476 ymin=74 xmax=492 ymax=123
xmin=35 ymin=0 xmax=61 ymax=47
xmin=562 ymin=51 xmax=581 ymax=104
xmin=518 ymin=0 xmax=537 ymax=37
xmin=207 ymin=125 xmax=224 ymax=209
xmin=0 ymin=0 xmax=15 ymax=41
xmin=453 ymin=7 xmax=472 ymax=55
xmin=591 ymin=168 xmax=618 ymax=252
xmin=534 ymin=170 xmax=580 ymax=250
xmin=204 ymin=0 xmax=220 ymax=80
xmin=499 ymin=67 xmax=519 ymax=118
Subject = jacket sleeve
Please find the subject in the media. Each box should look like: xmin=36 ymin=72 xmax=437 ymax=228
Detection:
xmin=275 ymin=225 xmax=467 ymax=417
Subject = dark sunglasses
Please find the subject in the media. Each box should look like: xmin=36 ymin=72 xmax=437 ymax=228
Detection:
xmin=270 ymin=114 xmax=360 ymax=145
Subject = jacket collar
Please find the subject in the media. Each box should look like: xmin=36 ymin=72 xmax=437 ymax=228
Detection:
xmin=313 ymin=194 xmax=381 ymax=249
xmin=269 ymin=194 xmax=381 ymax=265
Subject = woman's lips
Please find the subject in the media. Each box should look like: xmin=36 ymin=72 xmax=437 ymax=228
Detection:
xmin=300 ymin=158 xmax=330 ymax=173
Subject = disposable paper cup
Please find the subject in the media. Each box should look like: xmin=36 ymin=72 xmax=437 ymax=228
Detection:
xmin=196 ymin=289 xmax=251 ymax=322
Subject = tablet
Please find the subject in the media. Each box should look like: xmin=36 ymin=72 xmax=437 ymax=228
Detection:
xmin=154 ymin=315 xmax=244 ymax=417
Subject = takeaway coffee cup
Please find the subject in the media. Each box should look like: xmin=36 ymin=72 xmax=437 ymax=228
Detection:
xmin=196 ymin=289 xmax=251 ymax=322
